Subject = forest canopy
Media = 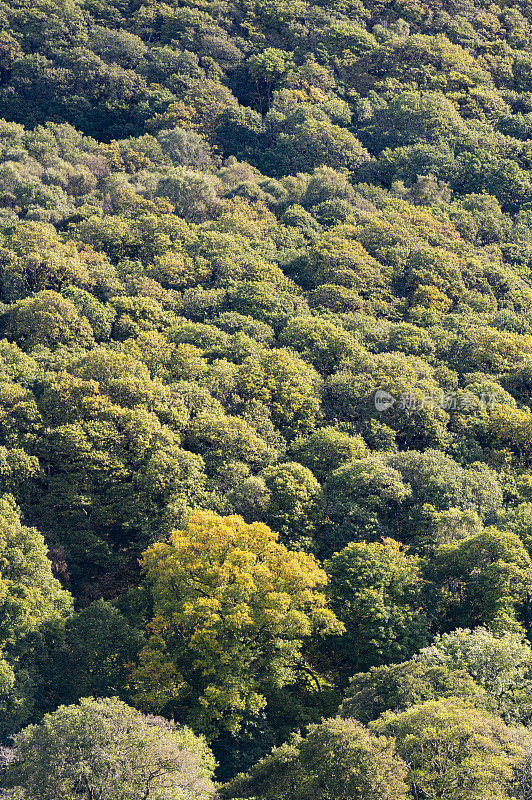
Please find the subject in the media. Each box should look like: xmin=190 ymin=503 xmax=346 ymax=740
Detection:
xmin=4 ymin=0 xmax=532 ymax=796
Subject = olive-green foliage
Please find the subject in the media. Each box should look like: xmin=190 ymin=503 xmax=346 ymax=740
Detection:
xmin=288 ymin=427 xmax=367 ymax=480
xmin=325 ymin=538 xmax=429 ymax=677
xmin=372 ymin=698 xmax=525 ymax=800
xmin=1 ymin=696 xmax=216 ymax=800
xmin=5 ymin=0 xmax=532 ymax=790
xmin=339 ymin=660 xmax=489 ymax=724
xmin=430 ymin=528 xmax=532 ymax=633
xmin=0 ymin=496 xmax=73 ymax=738
xmin=220 ymin=716 xmax=409 ymax=800
xmin=261 ymin=461 xmax=324 ymax=550
xmin=419 ymin=627 xmax=532 ymax=722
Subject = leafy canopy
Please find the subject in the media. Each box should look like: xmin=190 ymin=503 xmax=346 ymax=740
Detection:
xmin=132 ymin=511 xmax=343 ymax=738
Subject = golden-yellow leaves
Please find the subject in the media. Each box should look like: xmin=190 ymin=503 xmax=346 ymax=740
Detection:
xmin=132 ymin=510 xmax=342 ymax=737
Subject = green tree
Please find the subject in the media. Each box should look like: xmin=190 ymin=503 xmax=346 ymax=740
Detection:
xmin=221 ymin=716 xmax=408 ymax=800
xmin=288 ymin=427 xmax=367 ymax=480
xmin=248 ymin=48 xmax=295 ymax=109
xmin=58 ymin=599 xmax=145 ymax=703
xmin=339 ymin=660 xmax=488 ymax=724
xmin=431 ymin=528 xmax=532 ymax=633
xmin=370 ymin=91 xmax=466 ymax=150
xmin=156 ymin=167 xmax=222 ymax=221
xmin=372 ymin=698 xmax=525 ymax=800
xmin=0 ymin=496 xmax=72 ymax=651
xmin=1 ymin=291 xmax=95 ymax=351
xmin=0 ymin=221 xmax=90 ymax=302
xmin=323 ymin=456 xmax=411 ymax=553
xmin=272 ymin=117 xmax=370 ymax=175
xmin=261 ymin=461 xmax=324 ymax=551
xmin=325 ymin=538 xmax=428 ymax=678
xmin=236 ymin=350 xmax=322 ymax=438
xmin=419 ymin=627 xmax=532 ymax=722
xmin=0 ymin=496 xmax=72 ymax=737
xmin=2 ymin=696 xmax=216 ymax=800
xmin=279 ymin=316 xmax=360 ymax=375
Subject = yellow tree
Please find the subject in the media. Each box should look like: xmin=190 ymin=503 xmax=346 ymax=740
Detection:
xmin=132 ymin=511 xmax=343 ymax=738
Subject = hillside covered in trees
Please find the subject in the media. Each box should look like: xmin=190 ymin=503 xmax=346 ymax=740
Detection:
xmin=5 ymin=0 xmax=532 ymax=796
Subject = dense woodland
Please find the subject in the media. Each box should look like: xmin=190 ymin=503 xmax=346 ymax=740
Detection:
xmin=5 ymin=0 xmax=532 ymax=796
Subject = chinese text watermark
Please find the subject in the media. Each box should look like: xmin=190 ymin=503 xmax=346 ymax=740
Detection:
xmin=374 ymin=390 xmax=496 ymax=412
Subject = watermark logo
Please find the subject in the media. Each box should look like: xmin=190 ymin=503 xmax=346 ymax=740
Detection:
xmin=374 ymin=389 xmax=496 ymax=412
xmin=374 ymin=390 xmax=396 ymax=411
